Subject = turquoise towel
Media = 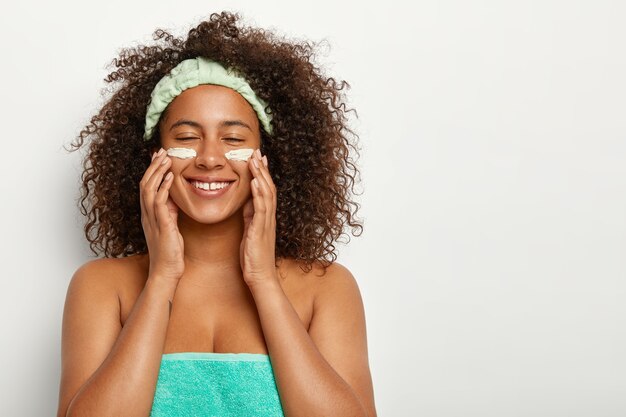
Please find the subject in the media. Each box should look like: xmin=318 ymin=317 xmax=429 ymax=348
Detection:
xmin=150 ymin=352 xmax=285 ymax=417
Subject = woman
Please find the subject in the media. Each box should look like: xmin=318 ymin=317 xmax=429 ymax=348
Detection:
xmin=57 ymin=11 xmax=376 ymax=417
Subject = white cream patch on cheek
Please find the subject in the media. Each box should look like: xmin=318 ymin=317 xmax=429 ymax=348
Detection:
xmin=166 ymin=147 xmax=197 ymax=159
xmin=225 ymin=148 xmax=255 ymax=161
xmin=165 ymin=147 xmax=256 ymax=161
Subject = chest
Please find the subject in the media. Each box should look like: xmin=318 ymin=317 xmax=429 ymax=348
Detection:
xmin=119 ymin=275 xmax=314 ymax=355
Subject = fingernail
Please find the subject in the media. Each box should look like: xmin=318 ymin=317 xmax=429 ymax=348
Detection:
xmin=161 ymin=156 xmax=169 ymax=165
xmin=253 ymin=158 xmax=259 ymax=168
xmin=255 ymin=149 xmax=262 ymax=159
xmin=158 ymin=148 xmax=165 ymax=156
xmin=152 ymin=152 xmax=157 ymax=160
xmin=262 ymin=155 xmax=268 ymax=167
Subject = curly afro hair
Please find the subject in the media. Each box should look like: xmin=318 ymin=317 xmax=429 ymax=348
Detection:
xmin=66 ymin=11 xmax=364 ymax=274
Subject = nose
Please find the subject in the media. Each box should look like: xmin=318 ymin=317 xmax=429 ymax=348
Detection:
xmin=193 ymin=139 xmax=227 ymax=169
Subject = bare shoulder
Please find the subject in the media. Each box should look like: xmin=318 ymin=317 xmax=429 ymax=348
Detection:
xmin=68 ymin=255 xmax=148 ymax=308
xmin=278 ymin=257 xmax=355 ymax=285
xmin=72 ymin=254 xmax=147 ymax=277
xmin=277 ymin=258 xmax=366 ymax=327
xmin=282 ymin=259 xmax=361 ymax=299
xmin=308 ymin=261 xmax=365 ymax=318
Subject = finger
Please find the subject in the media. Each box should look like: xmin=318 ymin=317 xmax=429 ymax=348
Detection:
xmin=154 ymin=171 xmax=174 ymax=230
xmin=250 ymin=177 xmax=267 ymax=232
xmin=165 ymin=195 xmax=179 ymax=226
xmin=144 ymin=157 xmax=172 ymax=231
xmin=140 ymin=150 xmax=169 ymax=227
xmin=143 ymin=148 xmax=168 ymax=181
xmin=242 ymin=196 xmax=254 ymax=224
xmin=251 ymin=151 xmax=276 ymax=204
xmin=139 ymin=151 xmax=158 ymax=219
xmin=256 ymin=154 xmax=275 ymax=193
xmin=144 ymin=153 xmax=171 ymax=196
xmin=145 ymin=156 xmax=171 ymax=199
xmin=249 ymin=153 xmax=269 ymax=189
xmin=139 ymin=178 xmax=150 ymax=229
xmin=250 ymin=155 xmax=275 ymax=224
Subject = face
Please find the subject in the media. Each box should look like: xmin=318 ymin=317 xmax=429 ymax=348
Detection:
xmin=154 ymin=84 xmax=262 ymax=223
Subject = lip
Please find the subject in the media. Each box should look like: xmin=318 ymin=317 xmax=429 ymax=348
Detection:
xmin=185 ymin=176 xmax=237 ymax=182
xmin=187 ymin=179 xmax=235 ymax=199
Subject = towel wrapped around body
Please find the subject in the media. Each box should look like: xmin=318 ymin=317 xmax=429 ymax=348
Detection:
xmin=150 ymin=352 xmax=285 ymax=417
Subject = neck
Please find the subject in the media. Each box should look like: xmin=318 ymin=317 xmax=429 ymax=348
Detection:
xmin=175 ymin=208 xmax=245 ymax=288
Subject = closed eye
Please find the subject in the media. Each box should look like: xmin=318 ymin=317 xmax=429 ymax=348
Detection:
xmin=176 ymin=138 xmax=243 ymax=141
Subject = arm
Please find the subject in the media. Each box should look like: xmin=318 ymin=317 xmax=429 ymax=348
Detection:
xmin=249 ymin=262 xmax=377 ymax=417
xmin=244 ymin=150 xmax=376 ymax=415
xmin=58 ymin=146 xmax=183 ymax=416
xmin=57 ymin=260 xmax=177 ymax=417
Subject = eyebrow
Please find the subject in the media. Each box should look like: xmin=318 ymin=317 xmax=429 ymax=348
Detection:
xmin=169 ymin=118 xmax=253 ymax=132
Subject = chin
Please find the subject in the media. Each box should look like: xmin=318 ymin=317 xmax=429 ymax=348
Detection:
xmin=184 ymin=208 xmax=233 ymax=224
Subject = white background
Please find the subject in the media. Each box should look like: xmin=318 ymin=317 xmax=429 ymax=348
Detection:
xmin=1 ymin=1 xmax=625 ymax=416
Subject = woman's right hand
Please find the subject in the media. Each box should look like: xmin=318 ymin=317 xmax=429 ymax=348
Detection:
xmin=140 ymin=148 xmax=185 ymax=285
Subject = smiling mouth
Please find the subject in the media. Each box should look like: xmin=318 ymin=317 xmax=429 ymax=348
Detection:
xmin=187 ymin=179 xmax=235 ymax=191
xmin=186 ymin=179 xmax=236 ymax=197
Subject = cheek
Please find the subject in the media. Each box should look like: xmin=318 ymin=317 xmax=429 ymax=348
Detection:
xmin=230 ymin=161 xmax=253 ymax=181
xmin=167 ymin=160 xmax=189 ymax=193
xmin=168 ymin=159 xmax=186 ymax=176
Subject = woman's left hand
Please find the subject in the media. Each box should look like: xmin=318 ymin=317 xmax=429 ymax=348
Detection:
xmin=240 ymin=148 xmax=279 ymax=288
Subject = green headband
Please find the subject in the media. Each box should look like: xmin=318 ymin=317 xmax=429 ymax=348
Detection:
xmin=143 ymin=56 xmax=273 ymax=141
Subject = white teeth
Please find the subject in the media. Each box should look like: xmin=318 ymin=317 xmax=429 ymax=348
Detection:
xmin=192 ymin=181 xmax=231 ymax=191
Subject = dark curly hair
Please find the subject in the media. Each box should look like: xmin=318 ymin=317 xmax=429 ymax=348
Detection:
xmin=66 ymin=11 xmax=364 ymax=274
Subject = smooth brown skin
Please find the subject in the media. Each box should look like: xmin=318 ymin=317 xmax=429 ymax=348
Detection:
xmin=57 ymin=85 xmax=376 ymax=417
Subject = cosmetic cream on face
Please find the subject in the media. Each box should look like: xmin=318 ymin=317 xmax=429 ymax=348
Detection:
xmin=225 ymin=148 xmax=255 ymax=161
xmin=165 ymin=147 xmax=256 ymax=161
xmin=166 ymin=147 xmax=196 ymax=159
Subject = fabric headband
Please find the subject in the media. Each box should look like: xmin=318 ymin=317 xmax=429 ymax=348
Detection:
xmin=143 ymin=56 xmax=273 ymax=141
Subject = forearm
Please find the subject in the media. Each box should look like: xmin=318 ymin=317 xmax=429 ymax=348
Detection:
xmin=250 ymin=279 xmax=368 ymax=417
xmin=66 ymin=277 xmax=177 ymax=417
